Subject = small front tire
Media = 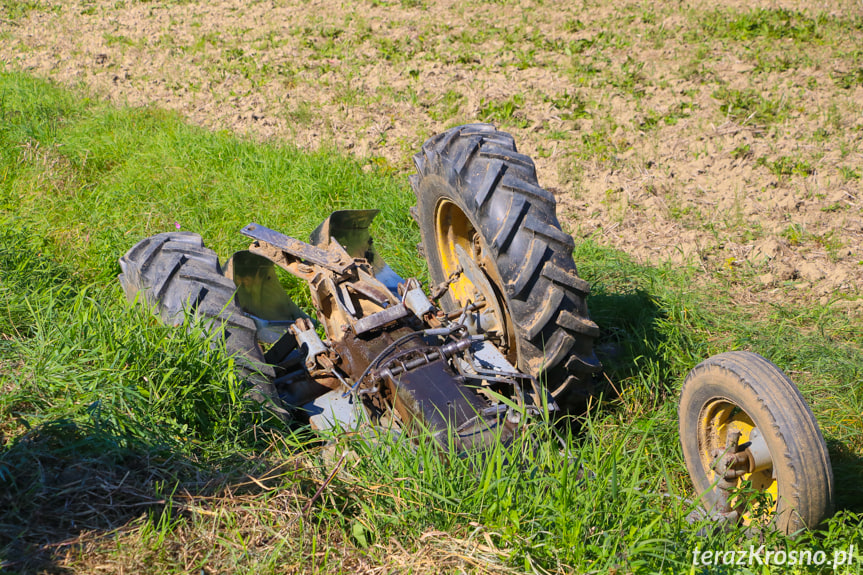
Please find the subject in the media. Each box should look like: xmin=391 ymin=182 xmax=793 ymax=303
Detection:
xmin=678 ymin=351 xmax=833 ymax=534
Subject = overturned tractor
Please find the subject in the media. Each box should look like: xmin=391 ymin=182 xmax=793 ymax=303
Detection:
xmin=119 ymin=124 xmax=833 ymax=534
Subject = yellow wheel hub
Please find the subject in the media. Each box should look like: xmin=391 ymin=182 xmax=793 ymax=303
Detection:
xmin=434 ymin=199 xmax=479 ymax=304
xmin=434 ymin=198 xmax=513 ymax=352
xmin=698 ymin=399 xmax=778 ymax=524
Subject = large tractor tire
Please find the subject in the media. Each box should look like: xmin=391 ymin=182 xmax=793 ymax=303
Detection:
xmin=679 ymin=351 xmax=834 ymax=534
xmin=410 ymin=124 xmax=601 ymax=408
xmin=118 ymin=231 xmax=284 ymax=413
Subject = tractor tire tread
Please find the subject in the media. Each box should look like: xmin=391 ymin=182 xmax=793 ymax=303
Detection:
xmin=118 ymin=232 xmax=281 ymax=401
xmin=411 ymin=124 xmax=600 ymax=404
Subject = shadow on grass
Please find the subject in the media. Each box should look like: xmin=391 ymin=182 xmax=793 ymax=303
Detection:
xmin=825 ymin=439 xmax=863 ymax=514
xmin=0 ymin=418 xmax=312 ymax=574
xmin=588 ymin=287 xmax=676 ymax=407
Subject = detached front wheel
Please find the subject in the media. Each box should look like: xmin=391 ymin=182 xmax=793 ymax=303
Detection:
xmin=679 ymin=351 xmax=833 ymax=534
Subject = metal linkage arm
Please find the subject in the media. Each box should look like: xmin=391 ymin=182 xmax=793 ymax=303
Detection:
xmin=241 ymin=223 xmax=353 ymax=274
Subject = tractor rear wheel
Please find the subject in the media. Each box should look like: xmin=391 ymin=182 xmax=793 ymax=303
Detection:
xmin=118 ymin=231 xmax=285 ymax=414
xmin=411 ymin=124 xmax=601 ymax=408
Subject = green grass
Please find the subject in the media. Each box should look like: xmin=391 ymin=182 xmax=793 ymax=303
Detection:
xmin=757 ymin=155 xmax=815 ymax=179
xmin=0 ymin=0 xmax=45 ymax=21
xmin=698 ymin=8 xmax=824 ymax=43
xmin=833 ymin=68 xmax=863 ymax=89
xmin=478 ymin=95 xmax=529 ymax=129
xmin=1 ymin=72 xmax=861 ymax=573
xmin=0 ymin=73 xmax=425 ymax=287
xmin=428 ymin=89 xmax=465 ymax=122
xmin=712 ymin=86 xmax=790 ymax=126
xmin=543 ymin=90 xmax=590 ymax=121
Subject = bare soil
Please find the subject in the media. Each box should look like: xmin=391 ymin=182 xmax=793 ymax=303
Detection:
xmin=2 ymin=0 xmax=862 ymax=310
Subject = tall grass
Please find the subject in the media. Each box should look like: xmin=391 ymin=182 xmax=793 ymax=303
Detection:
xmin=0 ymin=73 xmax=425 ymax=287
xmin=0 ymin=223 xmax=277 ymax=452
xmin=1 ymin=71 xmax=861 ymax=573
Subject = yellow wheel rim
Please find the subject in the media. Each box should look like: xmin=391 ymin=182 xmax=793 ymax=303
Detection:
xmin=698 ymin=399 xmax=778 ymax=524
xmin=434 ymin=199 xmax=514 ymax=355
xmin=434 ymin=199 xmax=477 ymax=305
